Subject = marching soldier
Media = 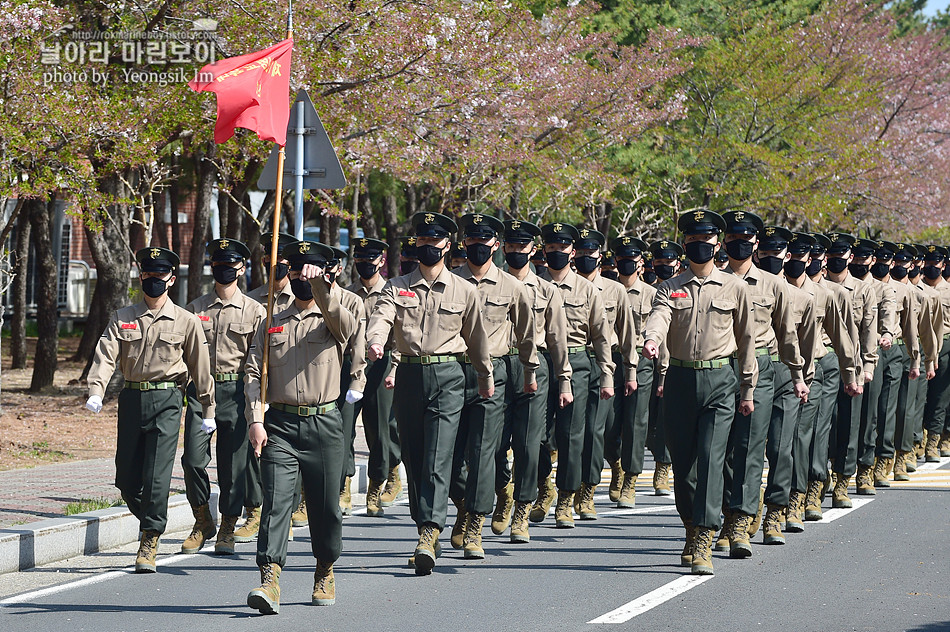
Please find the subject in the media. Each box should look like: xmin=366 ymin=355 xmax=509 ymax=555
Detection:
xmin=346 ymin=238 xmax=402 ymax=516
xmin=449 ymin=213 xmax=537 ymax=559
xmin=642 ymin=209 xmax=758 ymax=576
xmin=531 ymin=249 xmax=549 ymax=280
xmin=365 ymin=212 xmax=492 ymax=575
xmin=399 ymin=236 xmax=420 ymax=275
xmin=920 ymin=245 xmax=950 ymax=461
xmin=449 ymin=242 xmax=468 ymax=269
xmin=601 ymin=249 xmax=619 ymax=281
xmin=86 ymin=247 xmax=215 ymax=573
xmin=181 ymin=239 xmax=265 ymax=556
xmin=244 ymin=240 xmax=357 ymax=613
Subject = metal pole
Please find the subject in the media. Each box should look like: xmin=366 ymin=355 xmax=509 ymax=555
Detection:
xmin=294 ymin=100 xmax=305 ymax=239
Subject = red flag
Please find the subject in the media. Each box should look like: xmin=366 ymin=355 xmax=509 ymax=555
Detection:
xmin=188 ymin=38 xmax=293 ymax=146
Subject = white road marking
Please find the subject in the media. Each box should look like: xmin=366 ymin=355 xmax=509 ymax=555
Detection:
xmin=915 ymin=456 xmax=950 ymax=471
xmin=588 ymin=575 xmax=714 ymax=624
xmin=814 ymin=497 xmax=873 ymax=523
xmin=596 ymin=505 xmax=679 ymax=518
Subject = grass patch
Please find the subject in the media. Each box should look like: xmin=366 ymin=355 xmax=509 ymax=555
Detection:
xmin=64 ymin=497 xmax=124 ymax=515
xmin=8 ymin=441 xmax=73 ymax=461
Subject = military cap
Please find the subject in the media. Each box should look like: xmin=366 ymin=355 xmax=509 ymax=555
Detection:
xmin=874 ymin=240 xmax=898 ymax=261
xmin=576 ymin=228 xmax=606 ymax=251
xmin=411 ymin=211 xmax=457 ymax=238
xmin=399 ymin=236 xmax=418 ymax=257
xmin=824 ymin=232 xmax=857 ymax=255
xmin=282 ymin=240 xmax=334 ymax=269
xmin=714 ymin=248 xmax=729 ymax=264
xmin=136 ymin=247 xmax=179 ymax=273
xmin=352 ymin=237 xmax=387 ymax=258
xmin=261 ymin=232 xmax=297 ymax=254
xmin=449 ymin=242 xmax=467 ymax=259
xmin=649 ymin=239 xmax=684 ymax=260
xmin=541 ymin=222 xmax=580 ymax=244
xmin=459 ymin=213 xmax=504 ymax=239
xmin=788 ymin=232 xmax=816 ymax=255
xmin=758 ymin=226 xmax=793 ymax=251
xmin=923 ymin=244 xmax=948 ymax=262
xmin=811 ymin=233 xmax=832 ymax=254
xmin=207 ymin=238 xmax=251 ymax=263
xmin=892 ymin=242 xmax=917 ymax=261
xmin=328 ymin=246 xmax=347 ymax=264
xmin=643 ymin=250 xmax=654 ymax=263
xmin=611 ymin=235 xmax=648 ymax=258
xmin=601 ymin=250 xmax=616 ymax=267
xmin=677 ymin=208 xmax=725 ymax=236
xmin=503 ymin=219 xmax=541 ymax=244
xmin=853 ymin=238 xmax=878 ymax=258
xmin=913 ymin=244 xmax=928 ymax=260
xmin=530 ymin=249 xmax=547 ymax=265
xmin=722 ymin=210 xmax=764 ymax=235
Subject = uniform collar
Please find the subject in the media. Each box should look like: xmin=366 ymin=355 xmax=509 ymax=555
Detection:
xmin=409 ymin=264 xmax=455 ymax=289
xmin=728 ymin=263 xmax=763 ymax=283
xmin=682 ymin=268 xmax=725 ymax=287
xmin=136 ymin=298 xmax=177 ymax=321
xmin=356 ymin=276 xmax=387 ymax=296
xmin=552 ymin=269 xmax=578 ymax=291
xmin=211 ymin=287 xmax=244 ymax=307
xmin=456 ymin=262 xmax=501 ymax=285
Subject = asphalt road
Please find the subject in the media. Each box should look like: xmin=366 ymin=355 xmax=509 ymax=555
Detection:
xmin=2 ymin=460 xmax=949 ymax=632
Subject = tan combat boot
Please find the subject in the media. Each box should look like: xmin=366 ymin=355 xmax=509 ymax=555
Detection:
xmin=576 ymin=483 xmax=598 ymax=520
xmin=729 ymin=513 xmax=752 ymax=558
xmin=463 ymin=512 xmax=486 ymax=559
xmin=617 ymin=472 xmax=637 ymax=509
xmin=311 ymin=559 xmax=335 ymax=606
xmin=748 ymin=488 xmax=765 ymax=537
xmin=247 ymin=562 xmax=281 ymax=614
xmin=293 ymin=490 xmax=309 ymax=526
xmin=832 ymin=473 xmax=852 ymax=508
xmin=366 ymin=478 xmax=385 ymax=517
xmin=904 ymin=448 xmax=918 ymax=473
xmin=490 ymin=483 xmax=514 ymax=535
xmin=855 ymin=464 xmax=875 ymax=495
xmin=940 ymin=432 xmax=950 ymax=457
xmin=786 ymin=492 xmax=805 ymax=533
xmin=135 ymin=530 xmax=160 ymax=573
xmin=914 ymin=440 xmax=925 ymax=462
xmin=762 ymin=504 xmax=786 ymax=545
xmin=873 ymin=458 xmax=892 ymax=488
xmin=555 ymin=491 xmax=575 ymax=529
xmin=681 ymin=520 xmax=695 ymax=567
xmin=510 ymin=501 xmax=531 ymax=543
xmin=925 ymin=431 xmax=941 ymax=462
xmin=715 ymin=509 xmax=735 ymax=552
xmin=653 ymin=462 xmax=672 ymax=496
xmin=804 ymin=480 xmax=824 ymax=521
xmin=214 ymin=514 xmax=239 ymax=555
xmin=529 ymin=476 xmax=556 ymax=523
xmin=608 ymin=460 xmax=624 ymax=503
xmin=893 ymin=452 xmax=911 ymax=481
xmin=380 ymin=465 xmax=402 ymax=506
xmin=339 ymin=477 xmax=352 ymax=517
xmin=691 ymin=527 xmax=714 ymax=575
xmin=450 ymin=499 xmax=468 ymax=549
xmin=181 ymin=503 xmax=216 ymax=553
xmin=234 ymin=506 xmax=261 ymax=543
xmin=413 ymin=524 xmax=441 ymax=575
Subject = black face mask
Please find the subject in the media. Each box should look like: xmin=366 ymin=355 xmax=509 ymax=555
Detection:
xmin=142 ymin=276 xmax=169 ymax=298
xmin=908 ymin=265 xmax=921 ymax=279
xmin=290 ymin=277 xmax=314 ymax=301
xmin=923 ymin=265 xmax=942 ymax=280
xmin=212 ymin=265 xmax=240 ymax=285
xmin=601 ymin=270 xmax=619 ymax=281
xmin=417 ymin=245 xmax=444 ymax=267
xmin=654 ymin=264 xmax=675 ymax=280
xmin=401 ymin=260 xmax=419 ymax=275
xmin=725 ymin=239 xmax=755 ymax=261
xmin=617 ymin=259 xmax=639 ymax=277
xmin=684 ymin=241 xmax=716 ymax=264
xmin=505 ymin=252 xmax=530 ymax=270
xmin=806 ymin=259 xmax=824 ymax=277
xmin=355 ymin=261 xmax=379 ymax=280
xmin=545 ymin=250 xmax=571 ymax=271
xmin=466 ymin=243 xmax=493 ymax=267
xmin=266 ymin=262 xmax=289 ymax=281
xmin=826 ymin=257 xmax=849 ymax=274
xmin=574 ymin=255 xmax=599 ymax=275
xmin=757 ymin=256 xmax=784 ymax=276
xmin=871 ymin=262 xmax=890 ymax=279
xmin=890 ymin=265 xmax=908 ymax=280
xmin=943 ymin=268 xmax=950 ymax=280
xmin=783 ymin=260 xmax=807 ymax=279
xmin=643 ymin=270 xmax=658 ymax=284
xmin=848 ymin=263 xmax=869 ymax=278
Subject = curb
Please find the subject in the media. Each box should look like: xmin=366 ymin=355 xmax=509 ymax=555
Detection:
xmin=0 ymin=462 xmax=367 ymax=575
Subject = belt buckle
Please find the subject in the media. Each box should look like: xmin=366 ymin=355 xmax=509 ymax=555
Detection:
xmin=420 ymin=356 xmax=432 ymax=365
xmin=141 ymin=382 xmax=152 ymax=391
xmin=296 ymin=405 xmax=310 ymax=416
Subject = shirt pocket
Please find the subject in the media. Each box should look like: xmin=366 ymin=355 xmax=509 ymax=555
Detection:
xmin=306 ymin=328 xmax=333 ymax=365
xmin=563 ymin=298 xmax=587 ymax=324
xmin=437 ymin=300 xmax=465 ymax=331
xmin=482 ymin=295 xmax=511 ymax=327
xmin=709 ymin=298 xmax=737 ymax=335
xmin=118 ymin=329 xmax=144 ymax=359
xmin=603 ymin=299 xmax=618 ymax=327
xmin=669 ymin=298 xmax=694 ymax=329
xmin=751 ymin=295 xmax=775 ymax=330
xmin=155 ymin=331 xmax=185 ymax=363
xmin=268 ymin=333 xmax=291 ymax=367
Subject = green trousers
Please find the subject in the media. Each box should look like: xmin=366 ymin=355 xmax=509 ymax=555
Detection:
xmin=646 ymin=370 xmax=671 ymax=465
xmin=831 ymin=376 xmax=864 ymax=478
xmin=792 ymin=358 xmax=825 ymax=493
xmin=257 ymin=406 xmax=344 ymax=568
xmin=393 ymin=361 xmax=465 ymax=530
xmin=912 ymin=361 xmax=930 ymax=445
xmin=357 ymin=353 xmax=400 ymax=483
xmin=340 ymin=355 xmax=358 ymax=486
xmin=451 ymin=359 xmax=508 ymax=514
xmin=550 ymin=351 xmax=591 ymax=492
xmin=723 ymin=355 xmax=774 ymax=516
xmin=765 ymin=361 xmax=801 ymax=507
xmin=605 ymin=356 xmax=654 ymax=475
xmin=872 ymin=345 xmax=908 ymax=460
xmin=115 ymin=387 xmax=183 ymax=534
xmin=859 ymin=345 xmax=901 ymax=467
xmin=497 ymin=356 xmax=549 ymax=503
xmin=582 ymin=351 xmax=613 ymax=486
xmin=664 ymin=363 xmax=737 ymax=530
xmin=896 ymin=351 xmax=924 ymax=453
xmin=538 ymin=352 xmax=559 ymax=483
xmin=923 ymin=339 xmax=950 ymax=435
xmin=809 ymin=353 xmax=840 ymax=482
xmin=182 ymin=380 xmax=249 ymax=517
xmin=244 ymin=444 xmax=263 ymax=509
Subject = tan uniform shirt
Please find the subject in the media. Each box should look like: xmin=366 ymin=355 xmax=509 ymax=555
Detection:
xmin=455 ymin=263 xmax=539 ymax=383
xmin=338 ymin=286 xmax=368 ymax=392
xmin=88 ymin=299 xmax=216 ymax=418
xmin=861 ymin=276 xmax=899 ymax=339
xmin=247 ymin=280 xmax=295 ymax=315
xmin=347 ymin=276 xmax=399 ymax=377
xmin=912 ymin=281 xmax=945 ymax=373
xmin=828 ymin=274 xmax=879 ymax=378
xmin=515 ymin=270 xmax=572 ymax=394
xmin=365 ymin=265 xmax=493 ymax=390
xmin=549 ymin=270 xmax=615 ymax=388
xmin=804 ymin=276 xmax=858 ymax=385
xmin=244 ymin=279 xmax=357 ymax=424
xmin=783 ymin=280 xmax=818 ymax=384
xmin=590 ymin=274 xmax=639 ymax=382
xmin=185 ymin=288 xmax=265 ymax=375
xmin=725 ymin=265 xmax=806 ymax=384
xmin=643 ymin=268 xmax=758 ymax=400
xmin=924 ymin=279 xmax=950 ymax=334
xmin=624 ymin=278 xmax=657 ymax=349
xmin=887 ymin=279 xmax=921 ymax=372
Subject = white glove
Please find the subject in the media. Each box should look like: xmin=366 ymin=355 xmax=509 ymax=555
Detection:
xmin=345 ymin=389 xmax=363 ymax=404
xmin=85 ymin=395 xmax=103 ymax=414
xmin=201 ymin=418 xmax=216 ymax=434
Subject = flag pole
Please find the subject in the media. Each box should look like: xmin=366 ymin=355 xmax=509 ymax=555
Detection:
xmin=259 ymin=1 xmax=294 ymax=435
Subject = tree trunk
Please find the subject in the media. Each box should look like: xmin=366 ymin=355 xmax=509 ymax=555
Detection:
xmin=383 ymin=192 xmax=400 ymax=277
xmin=187 ymin=142 xmax=217 ymax=303
xmin=217 ymin=174 xmax=230 ymax=240
xmin=10 ymin=212 xmax=31 ymax=369
xmin=358 ymin=181 xmax=379 ymax=240
xmin=29 ymin=197 xmax=58 ymax=392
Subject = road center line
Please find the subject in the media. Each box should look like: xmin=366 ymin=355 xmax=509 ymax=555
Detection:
xmin=596 ymin=505 xmax=679 ymax=518
xmin=588 ymin=575 xmax=714 ymax=624
xmin=815 ymin=497 xmax=873 ymax=523
xmin=915 ymin=456 xmax=950 ymax=471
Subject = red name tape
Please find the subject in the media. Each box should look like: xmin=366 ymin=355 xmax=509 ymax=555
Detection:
xmin=398 ymin=290 xmax=416 ymax=298
xmin=670 ymin=291 xmax=688 ymax=298
xmin=198 ymin=315 xmax=210 ymax=322
xmin=121 ymin=323 xmax=137 ymax=330
xmin=268 ymin=326 xmax=283 ymax=334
